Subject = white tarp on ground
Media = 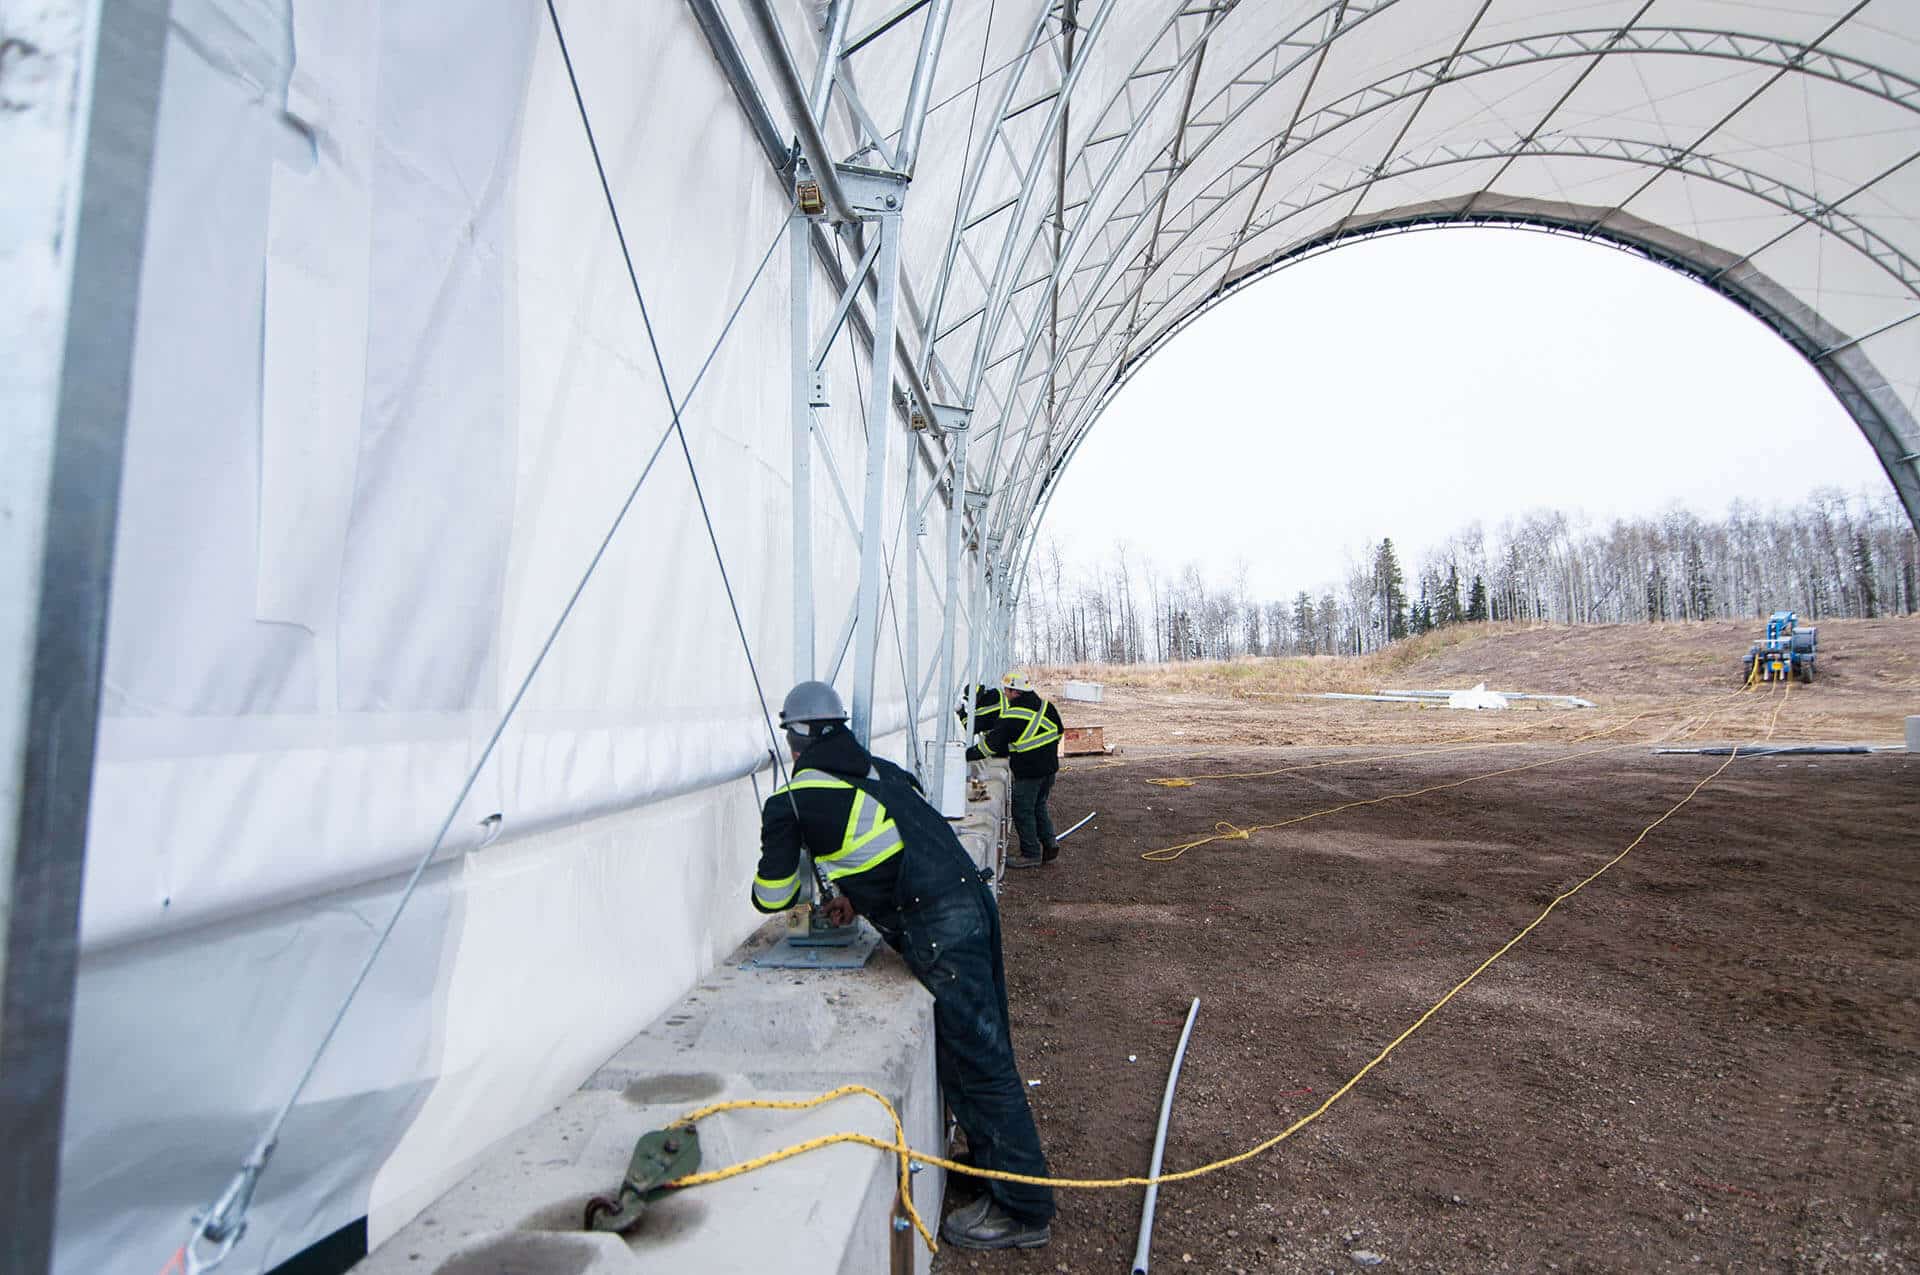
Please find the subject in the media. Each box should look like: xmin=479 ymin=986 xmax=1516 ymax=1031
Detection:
xmin=1447 ymin=684 xmax=1509 ymax=711
xmin=45 ymin=0 xmax=1920 ymax=1271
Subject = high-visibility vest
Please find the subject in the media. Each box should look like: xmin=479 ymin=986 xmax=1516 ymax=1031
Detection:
xmin=752 ymin=768 xmax=907 ymax=911
xmin=1001 ymin=699 xmax=1062 ymax=753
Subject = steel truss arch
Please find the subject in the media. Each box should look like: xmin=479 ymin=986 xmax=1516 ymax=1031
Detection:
xmin=1003 ymin=208 xmax=1920 ymax=599
xmin=1024 ymin=132 xmax=1920 ymax=508
xmin=932 ymin=0 xmax=1403 ymax=435
xmin=942 ymin=21 xmax=1920 ymax=430
xmin=949 ymin=32 xmax=1920 ymax=553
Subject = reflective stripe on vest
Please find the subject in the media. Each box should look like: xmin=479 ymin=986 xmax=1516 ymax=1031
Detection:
xmin=776 ymin=768 xmax=906 ymax=881
xmin=1001 ymin=700 xmax=1062 ymax=753
xmin=753 ymin=871 xmax=800 ymax=910
xmin=967 ymin=697 xmax=1001 ymax=748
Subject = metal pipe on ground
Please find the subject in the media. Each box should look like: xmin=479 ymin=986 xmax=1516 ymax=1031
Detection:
xmin=1055 ymin=811 xmax=1095 ymax=841
xmin=1653 ymin=744 xmax=1900 ymax=757
xmin=1133 ymin=997 xmax=1201 ymax=1275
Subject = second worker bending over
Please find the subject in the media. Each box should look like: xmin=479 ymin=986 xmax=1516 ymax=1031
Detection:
xmin=966 ymin=673 xmax=1063 ymax=869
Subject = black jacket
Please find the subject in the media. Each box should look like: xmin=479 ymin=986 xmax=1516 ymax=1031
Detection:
xmin=957 ymin=685 xmax=1005 ymax=754
xmin=755 ymin=728 xmax=982 ymax=930
xmin=967 ymin=688 xmax=1062 ymax=778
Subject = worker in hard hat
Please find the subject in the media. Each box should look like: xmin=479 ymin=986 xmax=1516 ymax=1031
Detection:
xmin=966 ymin=672 xmax=1063 ymax=869
xmin=752 ymin=681 xmax=1055 ymax=1250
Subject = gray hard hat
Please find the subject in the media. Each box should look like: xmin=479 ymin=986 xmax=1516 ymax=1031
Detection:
xmin=779 ymin=681 xmax=848 ymax=733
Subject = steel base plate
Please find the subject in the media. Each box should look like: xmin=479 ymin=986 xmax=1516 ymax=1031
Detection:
xmin=746 ymin=927 xmax=882 ymax=971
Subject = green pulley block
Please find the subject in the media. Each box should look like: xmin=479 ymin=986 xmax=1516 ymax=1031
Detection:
xmin=582 ymin=1126 xmax=702 ymax=1235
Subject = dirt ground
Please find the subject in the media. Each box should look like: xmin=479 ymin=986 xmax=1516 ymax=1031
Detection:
xmin=932 ymin=622 xmax=1920 ymax=1274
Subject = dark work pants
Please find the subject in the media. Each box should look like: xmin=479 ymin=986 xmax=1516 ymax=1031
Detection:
xmin=897 ymin=882 xmax=1055 ymax=1223
xmin=1011 ymin=772 xmax=1057 ymax=858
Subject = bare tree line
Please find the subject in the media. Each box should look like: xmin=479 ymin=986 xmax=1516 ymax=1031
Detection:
xmin=1017 ymin=489 xmax=1919 ymax=664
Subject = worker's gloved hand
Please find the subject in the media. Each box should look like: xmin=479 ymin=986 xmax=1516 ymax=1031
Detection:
xmin=822 ymin=896 xmax=856 ymax=927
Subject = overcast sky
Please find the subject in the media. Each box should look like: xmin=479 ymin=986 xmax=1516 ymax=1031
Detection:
xmin=1037 ymin=229 xmax=1896 ymax=600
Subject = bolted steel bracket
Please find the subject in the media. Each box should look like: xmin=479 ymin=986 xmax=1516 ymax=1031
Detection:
xmin=836 ymin=163 xmax=910 ymax=218
xmin=583 ymin=1126 xmax=703 ymax=1235
xmin=918 ymin=403 xmax=971 ymax=435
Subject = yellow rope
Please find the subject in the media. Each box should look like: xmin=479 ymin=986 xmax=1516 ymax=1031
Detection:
xmin=668 ymin=1084 xmax=937 ymax=1250
xmin=662 ymin=703 xmax=1778 ymax=1253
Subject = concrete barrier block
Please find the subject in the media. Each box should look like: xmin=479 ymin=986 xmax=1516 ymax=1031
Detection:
xmin=1908 ymin=716 xmax=1919 ymax=753
xmin=357 ymin=922 xmax=942 ymax=1275
xmin=1061 ymin=679 xmax=1103 ymax=703
xmin=957 ymin=827 xmax=994 ymax=873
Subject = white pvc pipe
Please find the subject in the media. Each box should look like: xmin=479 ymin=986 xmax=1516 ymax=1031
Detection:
xmin=1132 ymin=997 xmax=1200 ymax=1275
xmin=1056 ymin=810 xmax=1096 ymax=841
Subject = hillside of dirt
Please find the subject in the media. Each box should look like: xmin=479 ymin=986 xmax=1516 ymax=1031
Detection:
xmin=1034 ymin=617 xmax=1920 ymax=751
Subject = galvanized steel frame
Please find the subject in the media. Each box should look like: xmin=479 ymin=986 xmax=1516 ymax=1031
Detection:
xmin=4 ymin=2 xmax=172 ymax=1271
xmin=916 ymin=16 xmax=1920 ymax=619
xmin=706 ymin=0 xmax=1920 ymax=688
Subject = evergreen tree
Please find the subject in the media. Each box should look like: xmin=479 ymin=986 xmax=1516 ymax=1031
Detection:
xmin=1440 ymin=564 xmax=1463 ymax=626
xmin=1409 ymin=582 xmax=1431 ymax=636
xmin=1684 ymin=538 xmax=1711 ymax=619
xmin=1852 ymin=531 xmax=1878 ymax=618
xmin=1292 ymin=592 xmax=1315 ymax=655
xmin=1465 ymin=575 xmax=1488 ymax=622
xmin=1375 ymin=538 xmax=1408 ymax=641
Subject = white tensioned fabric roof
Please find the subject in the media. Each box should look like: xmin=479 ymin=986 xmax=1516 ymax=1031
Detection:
xmin=793 ymin=0 xmax=1920 ymax=590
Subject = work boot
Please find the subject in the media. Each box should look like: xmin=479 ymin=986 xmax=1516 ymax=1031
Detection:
xmin=1040 ymin=842 xmax=1060 ymax=864
xmin=1005 ymin=852 xmax=1044 ymax=870
xmin=940 ymin=1196 xmax=1051 ymax=1250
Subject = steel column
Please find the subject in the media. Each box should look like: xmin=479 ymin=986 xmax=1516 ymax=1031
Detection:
xmin=960 ymin=541 xmax=992 ymax=761
xmin=848 ymin=214 xmax=904 ymax=745
xmin=930 ymin=430 xmax=970 ymax=800
xmin=904 ymin=449 xmax=922 ymax=776
xmin=3 ymin=2 xmax=171 ymax=1271
xmin=789 ymin=214 xmax=816 ymax=681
